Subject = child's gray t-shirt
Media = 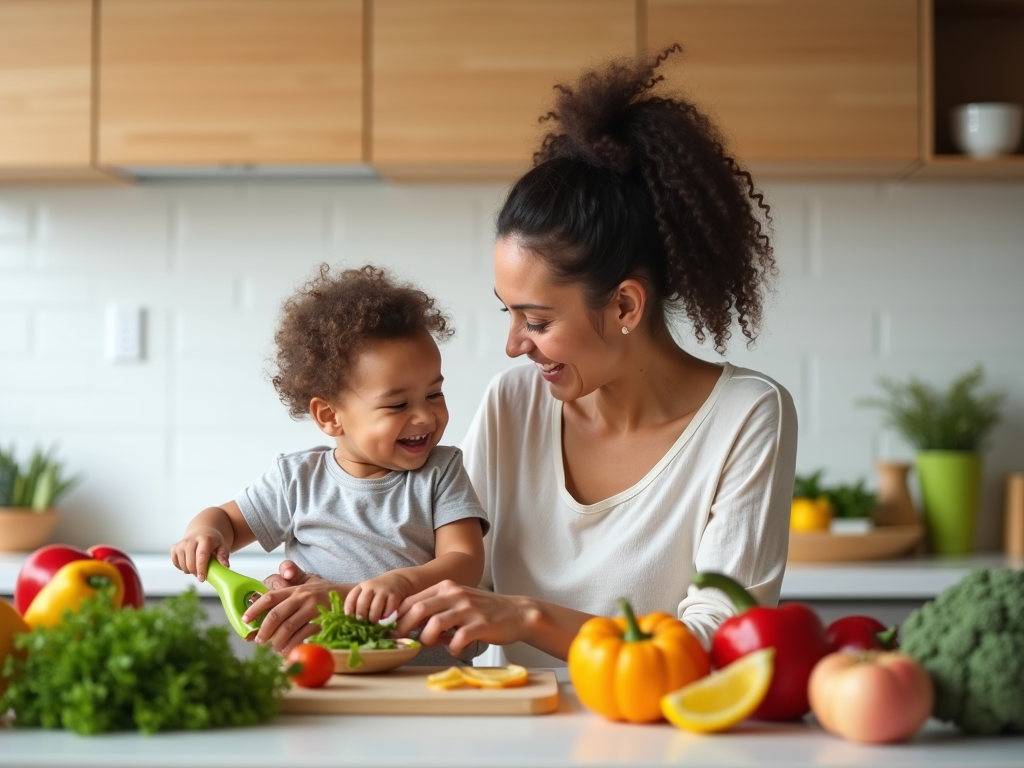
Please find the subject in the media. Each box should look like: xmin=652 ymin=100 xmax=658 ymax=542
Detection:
xmin=236 ymin=444 xmax=489 ymax=583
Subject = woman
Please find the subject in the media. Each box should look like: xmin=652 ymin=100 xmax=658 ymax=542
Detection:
xmin=246 ymin=46 xmax=797 ymax=663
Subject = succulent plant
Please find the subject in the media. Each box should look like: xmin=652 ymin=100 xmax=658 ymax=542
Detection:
xmin=0 ymin=446 xmax=81 ymax=511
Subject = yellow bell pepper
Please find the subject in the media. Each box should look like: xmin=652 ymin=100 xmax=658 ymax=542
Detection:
xmin=23 ymin=559 xmax=125 ymax=629
xmin=1 ymin=597 xmax=30 ymax=697
xmin=568 ymin=599 xmax=710 ymax=723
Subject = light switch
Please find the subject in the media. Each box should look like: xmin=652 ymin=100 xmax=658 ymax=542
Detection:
xmin=105 ymin=304 xmax=145 ymax=363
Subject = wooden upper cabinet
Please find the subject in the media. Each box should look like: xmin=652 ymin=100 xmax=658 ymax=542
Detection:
xmin=371 ymin=0 xmax=637 ymax=179
xmin=98 ymin=0 xmax=365 ymax=167
xmin=0 ymin=0 xmax=112 ymax=182
xmin=647 ymin=0 xmax=920 ymax=177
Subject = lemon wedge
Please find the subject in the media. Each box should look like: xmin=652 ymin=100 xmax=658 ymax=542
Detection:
xmin=426 ymin=667 xmax=467 ymax=690
xmin=660 ymin=648 xmax=775 ymax=733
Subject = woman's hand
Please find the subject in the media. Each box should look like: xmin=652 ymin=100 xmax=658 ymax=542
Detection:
xmin=241 ymin=561 xmax=340 ymax=654
xmin=395 ymin=580 xmax=532 ymax=656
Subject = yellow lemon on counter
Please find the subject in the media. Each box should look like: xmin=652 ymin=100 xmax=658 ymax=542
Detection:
xmin=660 ymin=648 xmax=775 ymax=733
xmin=790 ymin=496 xmax=833 ymax=532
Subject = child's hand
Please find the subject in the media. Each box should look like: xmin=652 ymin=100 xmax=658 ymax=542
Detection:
xmin=261 ymin=559 xmax=312 ymax=590
xmin=345 ymin=572 xmax=415 ymax=624
xmin=169 ymin=527 xmax=230 ymax=582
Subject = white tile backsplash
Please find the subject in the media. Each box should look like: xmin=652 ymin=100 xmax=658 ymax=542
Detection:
xmin=1 ymin=179 xmax=1022 ymax=553
xmin=0 ymin=309 xmax=30 ymax=354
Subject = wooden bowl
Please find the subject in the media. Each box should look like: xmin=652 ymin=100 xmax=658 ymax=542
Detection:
xmin=328 ymin=639 xmax=421 ymax=674
xmin=0 ymin=508 xmax=60 ymax=552
xmin=787 ymin=523 xmax=924 ymax=563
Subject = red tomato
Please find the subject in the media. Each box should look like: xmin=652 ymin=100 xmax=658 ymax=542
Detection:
xmin=286 ymin=643 xmax=336 ymax=688
xmin=809 ymin=651 xmax=933 ymax=744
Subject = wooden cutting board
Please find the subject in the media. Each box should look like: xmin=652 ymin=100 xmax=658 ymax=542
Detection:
xmin=282 ymin=666 xmax=559 ymax=716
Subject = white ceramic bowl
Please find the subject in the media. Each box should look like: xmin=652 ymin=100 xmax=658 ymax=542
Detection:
xmin=951 ymin=102 xmax=1023 ymax=159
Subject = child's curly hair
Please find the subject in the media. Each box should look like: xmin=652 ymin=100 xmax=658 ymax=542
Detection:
xmin=270 ymin=264 xmax=453 ymax=419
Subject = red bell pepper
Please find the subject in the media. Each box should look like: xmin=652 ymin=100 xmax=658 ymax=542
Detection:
xmin=825 ymin=615 xmax=898 ymax=653
xmin=14 ymin=544 xmax=144 ymax=615
xmin=692 ymin=572 xmax=829 ymax=721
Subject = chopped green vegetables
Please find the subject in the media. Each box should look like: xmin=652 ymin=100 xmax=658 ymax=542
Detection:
xmin=0 ymin=589 xmax=290 ymax=735
xmin=307 ymin=591 xmax=399 ymax=656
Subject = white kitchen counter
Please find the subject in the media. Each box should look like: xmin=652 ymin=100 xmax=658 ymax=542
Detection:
xmin=1 ymin=551 xmax=1020 ymax=601
xmin=1 ymin=682 xmax=1021 ymax=768
xmin=3 ymin=556 xmax=1022 ymax=767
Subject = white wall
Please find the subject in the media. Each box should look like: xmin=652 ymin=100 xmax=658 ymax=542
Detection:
xmin=1 ymin=179 xmax=1022 ymax=553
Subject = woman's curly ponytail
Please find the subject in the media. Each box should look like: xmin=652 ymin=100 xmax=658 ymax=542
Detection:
xmin=497 ymin=45 xmax=775 ymax=354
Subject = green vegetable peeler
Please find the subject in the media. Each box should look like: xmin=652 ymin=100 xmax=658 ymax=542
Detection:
xmin=205 ymin=560 xmax=268 ymax=639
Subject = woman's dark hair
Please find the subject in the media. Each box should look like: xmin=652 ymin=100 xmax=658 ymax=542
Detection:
xmin=496 ymin=44 xmax=775 ymax=353
xmin=271 ymin=264 xmax=453 ymax=419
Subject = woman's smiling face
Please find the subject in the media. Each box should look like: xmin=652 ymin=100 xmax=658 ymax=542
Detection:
xmin=494 ymin=236 xmax=619 ymax=401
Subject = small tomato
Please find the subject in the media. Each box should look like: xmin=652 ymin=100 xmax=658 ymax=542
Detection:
xmin=286 ymin=643 xmax=335 ymax=689
xmin=809 ymin=651 xmax=933 ymax=744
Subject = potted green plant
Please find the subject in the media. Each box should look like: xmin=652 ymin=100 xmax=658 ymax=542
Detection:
xmin=859 ymin=366 xmax=1005 ymax=555
xmin=0 ymin=446 xmax=81 ymax=552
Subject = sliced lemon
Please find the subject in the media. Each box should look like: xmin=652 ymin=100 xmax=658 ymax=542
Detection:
xmin=660 ymin=648 xmax=775 ymax=733
xmin=459 ymin=664 xmax=529 ymax=689
xmin=426 ymin=667 xmax=467 ymax=690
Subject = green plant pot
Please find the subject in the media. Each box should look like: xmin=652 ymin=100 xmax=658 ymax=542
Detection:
xmin=915 ymin=451 xmax=982 ymax=555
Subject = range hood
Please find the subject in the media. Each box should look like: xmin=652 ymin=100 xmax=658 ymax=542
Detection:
xmin=115 ymin=164 xmax=379 ymax=181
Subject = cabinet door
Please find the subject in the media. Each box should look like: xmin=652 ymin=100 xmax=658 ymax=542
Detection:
xmin=98 ymin=0 xmax=364 ymax=167
xmin=647 ymin=0 xmax=920 ymax=176
xmin=372 ymin=0 xmax=636 ymax=179
xmin=0 ymin=0 xmax=107 ymax=181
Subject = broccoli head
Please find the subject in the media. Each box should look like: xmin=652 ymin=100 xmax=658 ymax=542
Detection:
xmin=900 ymin=567 xmax=1024 ymax=735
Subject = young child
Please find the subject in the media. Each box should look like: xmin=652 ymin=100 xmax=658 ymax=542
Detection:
xmin=170 ymin=264 xmax=488 ymax=662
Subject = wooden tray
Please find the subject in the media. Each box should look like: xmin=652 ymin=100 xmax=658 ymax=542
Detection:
xmin=282 ymin=666 xmax=559 ymax=716
xmin=787 ymin=523 xmax=924 ymax=563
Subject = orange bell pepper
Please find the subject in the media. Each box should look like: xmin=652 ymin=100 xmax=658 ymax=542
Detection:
xmin=568 ymin=598 xmax=710 ymax=723
xmin=22 ymin=559 xmax=124 ymax=629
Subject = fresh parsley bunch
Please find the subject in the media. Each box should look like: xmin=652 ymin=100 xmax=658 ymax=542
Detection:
xmin=307 ymin=590 xmax=398 ymax=650
xmin=0 ymin=588 xmax=290 ymax=735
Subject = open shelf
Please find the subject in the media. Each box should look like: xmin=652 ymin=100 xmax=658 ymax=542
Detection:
xmin=914 ymin=0 xmax=1024 ymax=178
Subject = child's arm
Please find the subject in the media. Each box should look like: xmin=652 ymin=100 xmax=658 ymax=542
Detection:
xmin=170 ymin=501 xmax=257 ymax=582
xmin=344 ymin=518 xmax=485 ymax=623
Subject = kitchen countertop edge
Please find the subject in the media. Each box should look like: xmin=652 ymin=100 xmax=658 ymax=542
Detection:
xmin=1 ymin=551 xmax=1020 ymax=600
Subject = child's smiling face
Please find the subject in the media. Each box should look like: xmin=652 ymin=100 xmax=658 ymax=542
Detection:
xmin=326 ymin=329 xmax=449 ymax=478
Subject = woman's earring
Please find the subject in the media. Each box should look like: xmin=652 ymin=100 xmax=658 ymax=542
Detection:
xmin=621 ymin=326 xmax=629 ymax=335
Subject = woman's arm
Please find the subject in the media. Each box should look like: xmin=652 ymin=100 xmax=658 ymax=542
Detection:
xmin=678 ymin=383 xmax=799 ymax=647
xmin=396 ymin=582 xmax=594 ymax=661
